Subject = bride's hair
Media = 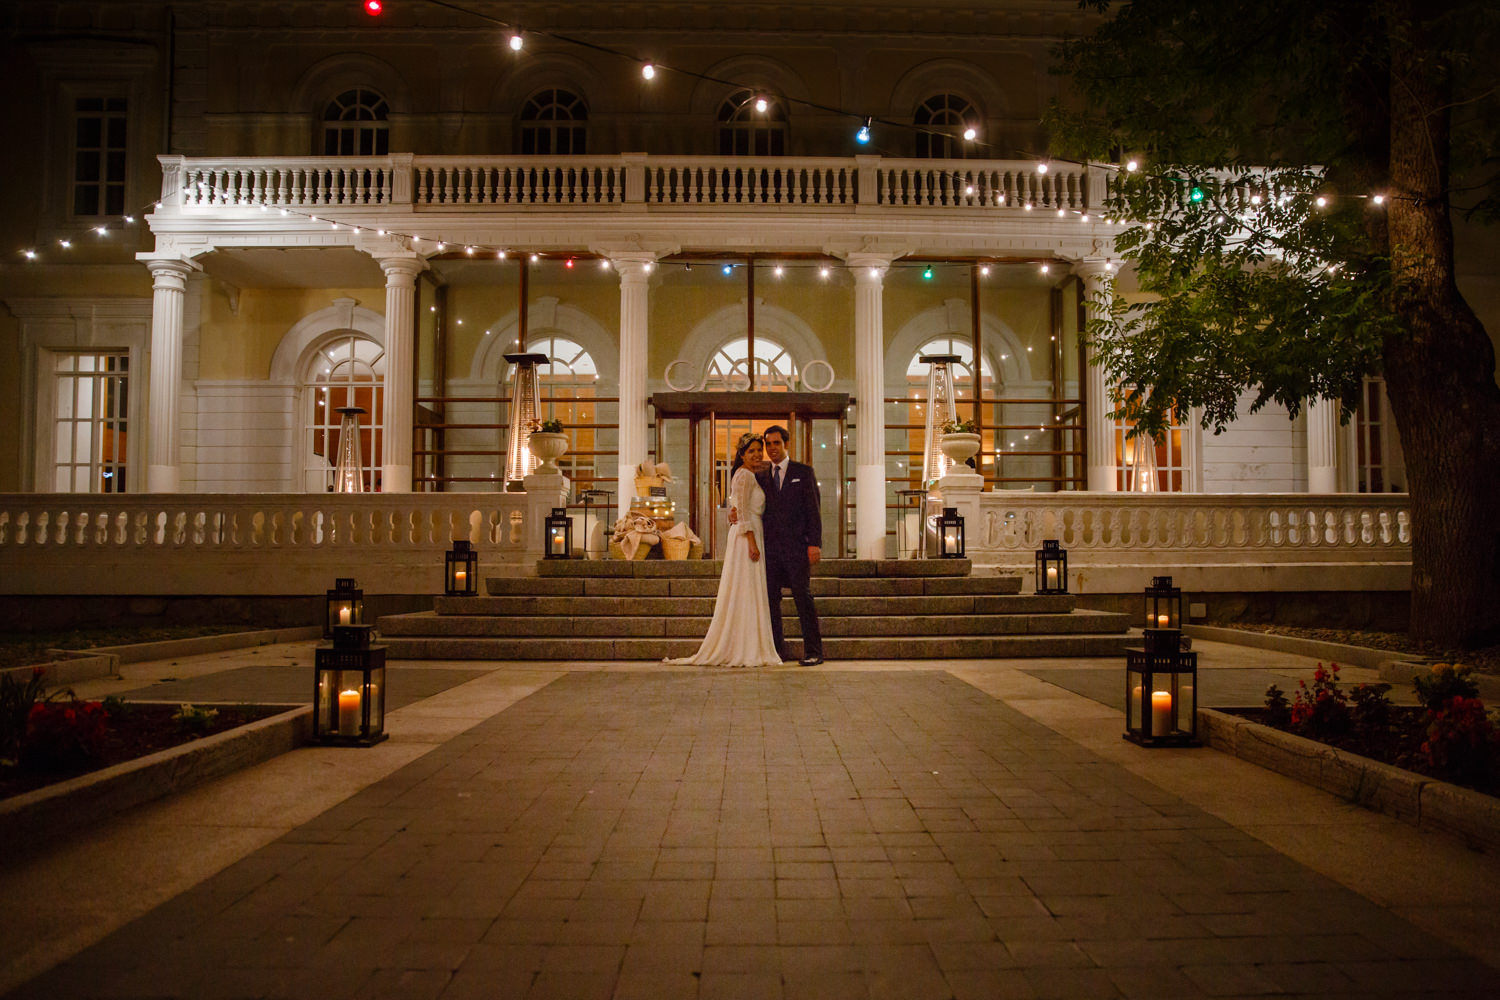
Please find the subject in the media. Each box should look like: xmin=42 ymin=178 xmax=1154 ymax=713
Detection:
xmin=730 ymin=432 xmax=763 ymax=476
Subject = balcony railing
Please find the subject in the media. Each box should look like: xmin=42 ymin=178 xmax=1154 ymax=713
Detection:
xmin=160 ymin=153 xmax=1104 ymax=214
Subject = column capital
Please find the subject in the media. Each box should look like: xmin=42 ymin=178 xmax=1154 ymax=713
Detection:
xmin=846 ymin=253 xmax=892 ymax=280
xmin=1069 ymin=257 xmax=1115 ymax=282
xmin=373 ymin=253 xmax=427 ymax=282
xmin=138 ymin=256 xmax=201 ymax=287
xmin=609 ymin=256 xmax=656 ymax=282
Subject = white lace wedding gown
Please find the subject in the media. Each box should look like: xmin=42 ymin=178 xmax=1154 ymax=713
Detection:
xmin=670 ymin=467 xmax=782 ymax=667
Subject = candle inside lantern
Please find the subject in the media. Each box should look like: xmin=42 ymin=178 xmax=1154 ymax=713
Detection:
xmin=1156 ymin=612 xmax=1170 ymax=628
xmin=1046 ymin=566 xmax=1058 ymax=586
xmin=454 ymin=568 xmax=467 ymax=588
xmin=338 ymin=604 xmax=352 ymax=625
xmin=338 ymin=688 xmax=361 ymax=734
xmin=1151 ymin=690 xmax=1172 ymax=737
xmin=1131 ymin=684 xmax=1143 ymax=724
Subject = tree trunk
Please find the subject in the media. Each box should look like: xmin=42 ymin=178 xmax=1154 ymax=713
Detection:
xmin=1383 ymin=4 xmax=1500 ymax=647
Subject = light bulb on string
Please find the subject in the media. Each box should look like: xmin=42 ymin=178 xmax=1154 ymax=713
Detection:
xmin=1373 ymin=194 xmax=1385 ymax=206
xmin=721 ymin=263 xmax=733 ymax=275
xmin=565 ymin=258 xmax=575 ymax=269
xmin=754 ymin=96 xmax=768 ymax=113
xmin=922 ymin=265 xmax=933 ymax=280
xmin=363 ymin=0 xmax=382 ymax=14
xmin=856 ymin=118 xmax=871 ymax=144
xmin=508 ymin=33 xmax=524 ymax=51
xmin=1037 ymin=162 xmax=1049 ymax=174
xmin=1125 ymin=160 xmax=1139 ymax=172
xmin=963 ymin=126 xmax=977 ymax=141
xmin=641 ymin=62 xmax=656 ymax=80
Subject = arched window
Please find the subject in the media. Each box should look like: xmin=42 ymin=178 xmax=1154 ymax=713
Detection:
xmin=914 ymin=94 xmax=978 ymax=159
xmin=528 ymin=336 xmax=598 ymax=484
xmin=708 ymin=337 xmax=797 ymax=391
xmin=304 ymin=335 xmax=385 ymax=491
xmin=322 ymin=88 xmax=389 ymax=156
xmin=718 ymin=89 xmax=787 ymax=156
xmin=520 ymin=89 xmax=588 ymax=154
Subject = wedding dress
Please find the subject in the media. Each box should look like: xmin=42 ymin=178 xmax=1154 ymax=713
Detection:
xmin=669 ymin=466 xmax=782 ymax=666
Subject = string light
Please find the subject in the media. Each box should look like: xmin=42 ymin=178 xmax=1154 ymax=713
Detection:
xmin=641 ymin=62 xmax=656 ymax=80
xmin=754 ymin=96 xmax=768 ymax=113
xmin=856 ymin=118 xmax=871 ymax=145
xmin=963 ymin=126 xmax=977 ymax=141
xmin=363 ymin=0 xmax=382 ymax=13
xmin=508 ymin=32 xmax=523 ymax=51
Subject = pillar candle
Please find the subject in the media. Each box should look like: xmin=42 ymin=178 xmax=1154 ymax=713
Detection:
xmin=454 ymin=568 xmax=467 ymax=588
xmin=338 ymin=605 xmax=352 ymax=625
xmin=338 ymin=688 xmax=361 ymax=734
xmin=1156 ymin=612 xmax=1170 ymax=628
xmin=1131 ymin=684 xmax=1143 ymax=724
xmin=1151 ymin=690 xmax=1172 ymax=737
xmin=1046 ymin=566 xmax=1058 ymax=587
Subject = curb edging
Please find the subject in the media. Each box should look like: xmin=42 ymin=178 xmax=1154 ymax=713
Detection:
xmin=0 ymin=705 xmax=311 ymax=850
xmin=1198 ymin=707 xmax=1500 ymax=852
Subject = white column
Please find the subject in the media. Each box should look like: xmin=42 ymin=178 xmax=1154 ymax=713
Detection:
xmin=849 ymin=254 xmax=891 ymax=559
xmin=612 ymin=256 xmax=654 ymax=517
xmin=1306 ymin=395 xmax=1340 ymax=493
xmin=1075 ymin=259 xmax=1117 ymax=491
xmin=144 ymin=257 xmax=198 ymax=492
xmin=376 ymin=255 xmax=425 ymax=492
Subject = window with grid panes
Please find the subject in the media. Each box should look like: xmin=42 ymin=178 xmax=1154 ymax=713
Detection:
xmin=718 ymin=89 xmax=787 ymax=156
xmin=519 ymin=89 xmax=588 ymax=155
xmin=53 ymin=351 xmax=129 ymax=493
xmin=305 ymin=336 xmax=385 ymax=491
xmin=73 ymin=97 xmax=127 ymax=217
xmin=913 ymin=94 xmax=977 ymax=159
xmin=322 ymin=88 xmax=389 ymax=156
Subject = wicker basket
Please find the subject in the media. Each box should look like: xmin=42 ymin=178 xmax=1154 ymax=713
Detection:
xmin=661 ymin=535 xmax=691 ymax=560
xmin=609 ymin=538 xmax=655 ymax=561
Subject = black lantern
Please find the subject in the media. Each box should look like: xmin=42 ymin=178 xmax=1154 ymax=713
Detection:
xmin=1144 ymin=574 xmax=1182 ymax=630
xmin=313 ymin=624 xmax=387 ymax=746
xmin=1035 ymin=540 xmax=1068 ymax=595
xmin=324 ymin=577 xmax=363 ymax=639
xmin=937 ymin=507 xmax=965 ymax=558
xmin=1124 ymin=644 xmax=1199 ymax=747
xmin=545 ymin=507 xmax=573 ymax=559
xmin=445 ymin=540 xmax=479 ymax=596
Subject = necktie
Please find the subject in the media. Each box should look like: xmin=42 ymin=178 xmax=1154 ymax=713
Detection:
xmin=773 ymin=465 xmax=782 ymax=491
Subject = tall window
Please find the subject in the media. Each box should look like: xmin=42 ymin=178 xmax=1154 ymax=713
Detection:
xmin=1355 ymin=376 xmax=1405 ymax=492
xmin=718 ymin=89 xmax=787 ymax=156
xmin=305 ymin=336 xmax=385 ymax=491
xmin=914 ymin=94 xmax=978 ymax=159
xmin=322 ymin=88 xmax=389 ymax=156
xmin=532 ymin=336 xmax=598 ymax=484
xmin=53 ymin=352 xmax=129 ymax=493
xmin=520 ymin=89 xmax=588 ymax=154
xmin=708 ymin=337 xmax=796 ymax=391
xmin=73 ymin=97 xmax=127 ymax=216
xmin=1114 ymin=406 xmax=1191 ymax=492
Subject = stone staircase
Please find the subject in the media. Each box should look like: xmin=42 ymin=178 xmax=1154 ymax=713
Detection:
xmin=377 ymin=559 xmax=1134 ymax=661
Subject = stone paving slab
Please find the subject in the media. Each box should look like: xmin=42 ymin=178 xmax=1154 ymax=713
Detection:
xmin=10 ymin=671 xmax=1498 ymax=1000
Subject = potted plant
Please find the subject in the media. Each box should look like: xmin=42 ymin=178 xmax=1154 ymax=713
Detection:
xmin=940 ymin=417 xmax=981 ymax=466
xmin=528 ymin=418 xmax=569 ymax=475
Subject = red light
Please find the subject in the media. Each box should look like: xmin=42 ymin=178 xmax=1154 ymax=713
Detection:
xmin=565 ymin=258 xmax=574 ymax=269
xmin=364 ymin=0 xmax=382 ymax=15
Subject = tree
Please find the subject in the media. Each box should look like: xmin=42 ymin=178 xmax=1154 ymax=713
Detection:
xmin=1049 ymin=0 xmax=1500 ymax=647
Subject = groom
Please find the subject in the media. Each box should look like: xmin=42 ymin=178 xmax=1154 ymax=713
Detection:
xmin=758 ymin=425 xmax=824 ymax=665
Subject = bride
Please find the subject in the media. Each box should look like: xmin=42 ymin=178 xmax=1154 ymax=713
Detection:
xmin=669 ymin=432 xmax=782 ymax=667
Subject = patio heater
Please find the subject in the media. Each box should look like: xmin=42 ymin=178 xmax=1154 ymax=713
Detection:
xmin=918 ymin=353 xmax=960 ymax=491
xmin=332 ymin=406 xmax=366 ymax=493
xmin=1127 ymin=433 xmax=1160 ymax=493
xmin=502 ymin=352 xmax=550 ymax=490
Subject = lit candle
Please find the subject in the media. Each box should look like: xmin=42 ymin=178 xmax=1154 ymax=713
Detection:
xmin=1156 ymin=612 xmax=1170 ymax=629
xmin=1046 ymin=566 xmax=1058 ymax=586
xmin=454 ymin=568 xmax=467 ymax=588
xmin=1151 ymin=690 xmax=1172 ymax=737
xmin=338 ymin=688 xmax=361 ymax=734
xmin=1131 ymin=684 xmax=1143 ymax=724
xmin=338 ymin=604 xmax=352 ymax=625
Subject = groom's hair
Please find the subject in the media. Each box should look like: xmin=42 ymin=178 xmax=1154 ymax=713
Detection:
xmin=763 ymin=425 xmax=789 ymax=445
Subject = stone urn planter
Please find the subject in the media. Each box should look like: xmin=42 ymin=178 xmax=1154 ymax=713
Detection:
xmin=528 ymin=431 xmax=569 ymax=475
xmin=939 ymin=431 xmax=981 ymax=467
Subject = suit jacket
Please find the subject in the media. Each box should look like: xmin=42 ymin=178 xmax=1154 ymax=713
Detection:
xmin=758 ymin=460 xmax=822 ymax=567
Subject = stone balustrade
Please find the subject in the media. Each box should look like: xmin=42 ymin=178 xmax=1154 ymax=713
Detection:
xmin=162 ymin=153 xmax=1094 ymax=214
xmin=1 ymin=491 xmax=1412 ymax=597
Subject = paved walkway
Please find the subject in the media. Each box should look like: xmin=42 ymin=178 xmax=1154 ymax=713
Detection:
xmin=3 ymin=642 xmax=1499 ymax=999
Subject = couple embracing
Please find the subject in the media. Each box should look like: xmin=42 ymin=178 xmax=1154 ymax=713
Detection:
xmin=671 ymin=425 xmax=825 ymax=668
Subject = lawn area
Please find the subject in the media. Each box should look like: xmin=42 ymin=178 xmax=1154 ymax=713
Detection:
xmin=0 ymin=626 xmax=254 ymax=671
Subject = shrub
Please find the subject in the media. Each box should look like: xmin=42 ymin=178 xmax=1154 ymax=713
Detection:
xmin=538 ymin=418 xmax=564 ymax=433
xmin=1350 ymin=682 xmax=1393 ymax=735
xmin=22 ymin=699 xmax=109 ymax=771
xmin=1413 ymin=662 xmax=1480 ymax=713
xmin=1263 ymin=684 xmax=1291 ymax=729
xmin=1 ymin=667 xmax=50 ymax=762
xmin=172 ymin=703 xmax=219 ymax=734
xmin=1420 ymin=696 xmax=1498 ymax=787
xmin=1290 ymin=662 xmax=1350 ymax=736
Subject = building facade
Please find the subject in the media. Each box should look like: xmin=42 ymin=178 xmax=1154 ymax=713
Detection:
xmin=1 ymin=0 xmax=1450 ymax=566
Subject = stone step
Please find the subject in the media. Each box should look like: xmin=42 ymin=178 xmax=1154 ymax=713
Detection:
xmin=381 ymin=632 xmax=1134 ymax=662
xmin=430 ymin=594 xmax=1077 ymax=618
xmin=535 ymin=558 xmax=972 ymax=579
xmin=377 ymin=608 xmax=1131 ymax=639
xmin=481 ymin=575 xmax=1024 ymax=598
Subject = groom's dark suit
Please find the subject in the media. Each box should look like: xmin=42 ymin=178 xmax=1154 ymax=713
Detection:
xmin=758 ymin=459 xmax=824 ymax=661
